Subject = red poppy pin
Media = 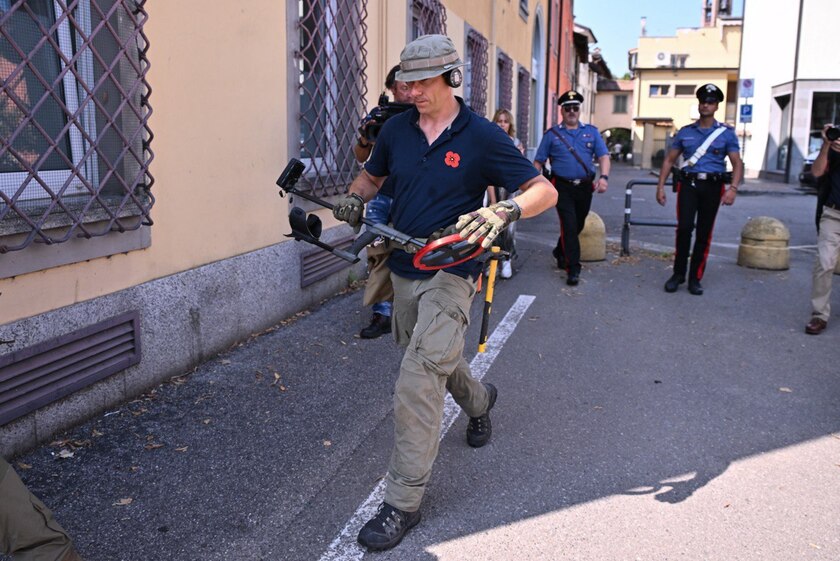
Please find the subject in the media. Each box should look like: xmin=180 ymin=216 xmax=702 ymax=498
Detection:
xmin=445 ymin=151 xmax=461 ymax=168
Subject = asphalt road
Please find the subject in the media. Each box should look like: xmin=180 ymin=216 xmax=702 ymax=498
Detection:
xmin=4 ymin=165 xmax=839 ymax=561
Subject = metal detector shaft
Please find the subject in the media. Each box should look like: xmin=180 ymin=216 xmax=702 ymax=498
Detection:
xmin=276 ymin=158 xmax=426 ymax=252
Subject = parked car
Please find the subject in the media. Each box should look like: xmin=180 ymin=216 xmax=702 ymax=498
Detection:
xmin=799 ymin=150 xmax=820 ymax=187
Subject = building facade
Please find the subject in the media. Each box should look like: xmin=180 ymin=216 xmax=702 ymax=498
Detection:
xmin=592 ymin=78 xmax=634 ymax=155
xmin=738 ymin=0 xmax=840 ymax=182
xmin=629 ymin=2 xmax=741 ymax=168
xmin=0 ymin=0 xmax=576 ymax=455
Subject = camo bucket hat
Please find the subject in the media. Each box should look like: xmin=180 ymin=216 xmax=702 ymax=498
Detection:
xmin=395 ymin=34 xmax=467 ymax=82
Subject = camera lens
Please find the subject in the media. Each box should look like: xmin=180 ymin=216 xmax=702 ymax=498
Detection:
xmin=826 ymin=126 xmax=840 ymax=142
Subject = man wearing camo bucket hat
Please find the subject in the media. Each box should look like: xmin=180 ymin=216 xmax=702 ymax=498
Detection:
xmin=331 ymin=34 xmax=557 ymax=551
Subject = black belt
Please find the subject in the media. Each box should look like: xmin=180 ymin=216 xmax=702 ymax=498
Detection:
xmin=682 ymin=172 xmax=727 ymax=182
xmin=553 ymin=176 xmax=592 ymax=186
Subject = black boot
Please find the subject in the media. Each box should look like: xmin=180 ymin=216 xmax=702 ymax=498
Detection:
xmin=357 ymin=502 xmax=421 ymax=551
xmin=664 ymin=274 xmax=685 ymax=293
xmin=552 ymin=241 xmax=566 ymax=270
xmin=467 ymin=383 xmax=497 ymax=448
xmin=360 ymin=313 xmax=392 ymax=339
xmin=688 ymin=278 xmax=703 ymax=295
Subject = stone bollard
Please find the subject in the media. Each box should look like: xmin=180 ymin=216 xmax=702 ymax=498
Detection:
xmin=737 ymin=216 xmax=790 ymax=270
xmin=580 ymin=212 xmax=606 ymax=262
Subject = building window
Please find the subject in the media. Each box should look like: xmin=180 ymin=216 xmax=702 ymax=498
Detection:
xmin=810 ymin=92 xmax=840 ymax=154
xmin=613 ymin=94 xmax=628 ymax=114
xmin=496 ymin=51 xmax=513 ymax=112
xmin=519 ymin=0 xmax=529 ymax=20
xmin=297 ymin=0 xmax=368 ymax=197
xmin=649 ymin=84 xmax=670 ymax=97
xmin=410 ymin=0 xmax=446 ymax=39
xmin=0 ymin=0 xmax=153 ymax=254
xmin=516 ymin=66 xmax=530 ymax=148
xmin=675 ymin=85 xmax=696 ymax=97
xmin=670 ymin=54 xmax=688 ymax=68
xmin=464 ymin=28 xmax=488 ymax=117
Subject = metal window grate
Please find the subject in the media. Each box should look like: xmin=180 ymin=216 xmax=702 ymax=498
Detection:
xmin=465 ymin=29 xmax=487 ymax=117
xmin=516 ymin=66 xmax=530 ymax=148
xmin=0 ymin=0 xmax=154 ymax=254
xmin=496 ymin=51 xmax=512 ymax=112
xmin=0 ymin=310 xmax=141 ymax=426
xmin=410 ymin=0 xmax=446 ymax=39
xmin=296 ymin=0 xmax=368 ymax=198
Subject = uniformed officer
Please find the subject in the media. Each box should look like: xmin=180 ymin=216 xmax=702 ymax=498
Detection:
xmin=534 ymin=90 xmax=610 ymax=285
xmin=655 ymin=83 xmax=744 ymax=295
xmin=1 ymin=457 xmax=83 ymax=560
xmin=331 ymin=34 xmax=557 ymax=551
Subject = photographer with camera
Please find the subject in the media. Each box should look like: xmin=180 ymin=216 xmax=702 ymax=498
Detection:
xmin=332 ymin=34 xmax=556 ymax=551
xmin=352 ymin=65 xmax=414 ymax=339
xmin=655 ymin=83 xmax=743 ymax=296
xmin=804 ymin=123 xmax=840 ymax=335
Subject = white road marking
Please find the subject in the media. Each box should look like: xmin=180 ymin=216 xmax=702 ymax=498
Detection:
xmin=318 ymin=295 xmax=537 ymax=561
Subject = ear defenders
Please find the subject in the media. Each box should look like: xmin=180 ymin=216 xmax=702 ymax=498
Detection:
xmin=444 ymin=68 xmax=463 ymax=88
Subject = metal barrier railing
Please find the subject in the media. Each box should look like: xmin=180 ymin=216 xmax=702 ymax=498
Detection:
xmin=621 ymin=178 xmax=677 ymax=255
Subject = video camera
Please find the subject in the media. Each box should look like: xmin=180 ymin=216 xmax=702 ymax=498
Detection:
xmin=826 ymin=125 xmax=840 ymax=142
xmin=362 ymin=93 xmax=413 ymax=142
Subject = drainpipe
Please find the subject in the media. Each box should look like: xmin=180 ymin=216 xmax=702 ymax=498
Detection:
xmin=491 ymin=0 xmax=496 ymax=111
xmin=556 ymin=0 xmax=564 ymax=124
xmin=784 ymin=0 xmax=804 ymax=183
xmin=542 ymin=3 xmax=552 ymax=133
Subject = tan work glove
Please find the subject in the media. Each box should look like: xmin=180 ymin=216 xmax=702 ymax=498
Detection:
xmin=333 ymin=193 xmax=365 ymax=230
xmin=455 ymin=200 xmax=522 ymax=249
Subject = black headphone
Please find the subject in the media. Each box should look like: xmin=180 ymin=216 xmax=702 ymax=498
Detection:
xmin=444 ymin=68 xmax=463 ymax=88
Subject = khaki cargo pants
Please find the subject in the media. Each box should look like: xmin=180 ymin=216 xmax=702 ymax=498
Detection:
xmin=811 ymin=206 xmax=840 ymax=320
xmin=362 ymin=242 xmax=394 ymax=307
xmin=0 ymin=457 xmax=77 ymax=561
xmin=385 ymin=271 xmax=492 ymax=512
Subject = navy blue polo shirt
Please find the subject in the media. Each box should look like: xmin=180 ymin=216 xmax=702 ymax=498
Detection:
xmin=365 ymin=97 xmax=540 ymax=280
xmin=672 ymin=121 xmax=740 ymax=173
xmin=534 ymin=123 xmax=608 ymax=180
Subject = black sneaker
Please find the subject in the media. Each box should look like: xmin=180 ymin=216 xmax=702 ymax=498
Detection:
xmin=357 ymin=502 xmax=421 ymax=551
xmin=566 ymin=271 xmax=580 ymax=286
xmin=360 ymin=313 xmax=392 ymax=339
xmin=664 ymin=274 xmax=685 ymax=293
xmin=467 ymin=383 xmax=497 ymax=448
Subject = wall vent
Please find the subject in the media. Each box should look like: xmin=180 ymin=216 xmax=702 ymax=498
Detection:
xmin=300 ymin=235 xmax=355 ymax=288
xmin=0 ymin=311 xmax=141 ymax=426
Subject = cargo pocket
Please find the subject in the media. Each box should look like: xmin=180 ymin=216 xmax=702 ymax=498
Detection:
xmin=409 ymin=298 xmax=468 ymax=375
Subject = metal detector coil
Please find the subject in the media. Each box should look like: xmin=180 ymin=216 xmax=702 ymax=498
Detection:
xmin=412 ymin=233 xmax=485 ymax=271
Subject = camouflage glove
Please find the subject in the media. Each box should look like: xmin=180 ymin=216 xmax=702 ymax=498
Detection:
xmin=333 ymin=193 xmax=365 ymax=229
xmin=427 ymin=224 xmax=459 ymax=242
xmin=456 ymin=200 xmax=522 ymax=249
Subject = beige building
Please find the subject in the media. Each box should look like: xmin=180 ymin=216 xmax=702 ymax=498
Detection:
xmin=0 ymin=0 xmax=559 ymax=455
xmin=629 ymin=4 xmax=742 ymax=168
xmin=592 ymin=78 xmax=634 ymax=135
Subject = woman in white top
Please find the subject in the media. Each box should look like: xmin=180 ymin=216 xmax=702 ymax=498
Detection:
xmin=487 ymin=109 xmax=524 ymax=278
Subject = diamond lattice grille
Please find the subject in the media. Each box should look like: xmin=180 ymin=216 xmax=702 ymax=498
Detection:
xmin=297 ymin=0 xmax=368 ymax=197
xmin=0 ymin=0 xmax=153 ymax=253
